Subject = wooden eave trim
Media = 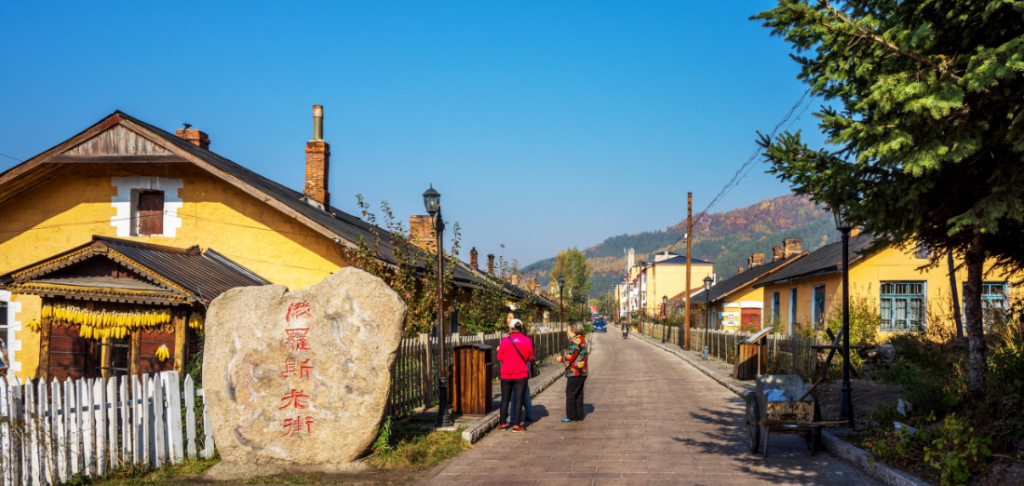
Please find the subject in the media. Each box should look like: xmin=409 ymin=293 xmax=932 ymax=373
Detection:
xmin=48 ymin=154 xmax=189 ymax=164
xmin=12 ymin=282 xmax=187 ymax=306
xmin=0 ymin=114 xmax=121 ymax=188
xmin=118 ymin=117 xmax=360 ymax=250
xmin=11 ymin=247 xmax=96 ymax=283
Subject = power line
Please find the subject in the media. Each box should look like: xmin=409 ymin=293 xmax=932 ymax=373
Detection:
xmin=670 ymin=88 xmax=813 ymax=248
xmin=0 ymin=152 xmax=24 ymax=162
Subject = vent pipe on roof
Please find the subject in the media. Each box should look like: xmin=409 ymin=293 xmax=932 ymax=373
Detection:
xmin=304 ymin=105 xmax=331 ymax=209
xmin=313 ymin=105 xmax=324 ymax=141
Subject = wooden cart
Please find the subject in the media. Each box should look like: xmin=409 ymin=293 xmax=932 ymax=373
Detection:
xmin=743 ymin=374 xmax=823 ymax=457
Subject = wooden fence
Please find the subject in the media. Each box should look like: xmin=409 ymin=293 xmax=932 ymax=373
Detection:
xmin=641 ymin=324 xmax=820 ymax=379
xmin=0 ymin=371 xmax=212 ymax=486
xmin=386 ymin=328 xmax=566 ymax=417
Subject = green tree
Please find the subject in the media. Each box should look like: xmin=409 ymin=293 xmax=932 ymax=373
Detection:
xmin=753 ymin=0 xmax=1024 ymax=391
xmin=549 ymin=248 xmax=593 ymax=320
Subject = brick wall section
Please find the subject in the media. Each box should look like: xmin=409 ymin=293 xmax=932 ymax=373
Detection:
xmin=409 ymin=215 xmax=436 ymax=252
xmin=304 ymin=140 xmax=331 ymax=207
xmin=174 ymin=129 xmax=210 ymax=150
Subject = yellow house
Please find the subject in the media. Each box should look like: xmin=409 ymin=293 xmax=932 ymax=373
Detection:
xmin=0 ymin=108 xmax=492 ymax=381
xmin=637 ymin=251 xmax=714 ymax=319
xmin=698 ymin=239 xmax=808 ymax=333
xmin=754 ymin=232 xmax=1016 ymax=336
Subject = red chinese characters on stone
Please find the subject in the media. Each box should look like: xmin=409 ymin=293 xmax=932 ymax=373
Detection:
xmin=286 ymin=301 xmax=312 ymax=322
xmin=283 ymin=328 xmax=311 ymax=352
xmin=279 ymin=389 xmax=310 ymax=411
xmin=282 ymin=416 xmax=315 ymax=438
xmin=281 ymin=358 xmax=315 ymax=380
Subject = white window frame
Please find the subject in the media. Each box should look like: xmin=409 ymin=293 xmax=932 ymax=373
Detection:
xmin=111 ymin=176 xmax=183 ymax=238
xmin=0 ymin=291 xmax=21 ymax=372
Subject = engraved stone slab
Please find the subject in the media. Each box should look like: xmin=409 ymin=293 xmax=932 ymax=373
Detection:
xmin=203 ymin=267 xmax=406 ymax=466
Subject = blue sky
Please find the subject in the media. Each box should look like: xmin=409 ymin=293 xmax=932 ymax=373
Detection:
xmin=0 ymin=1 xmax=824 ymax=265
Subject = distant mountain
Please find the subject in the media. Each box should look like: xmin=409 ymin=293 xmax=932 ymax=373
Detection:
xmin=525 ymin=194 xmax=838 ymax=297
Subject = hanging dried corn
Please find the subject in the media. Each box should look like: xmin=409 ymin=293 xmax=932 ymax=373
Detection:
xmin=36 ymin=303 xmax=175 ymax=340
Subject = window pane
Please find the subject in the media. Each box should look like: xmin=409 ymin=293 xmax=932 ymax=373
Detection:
xmin=138 ymin=190 xmax=164 ymax=236
xmin=896 ymin=283 xmax=907 ymax=294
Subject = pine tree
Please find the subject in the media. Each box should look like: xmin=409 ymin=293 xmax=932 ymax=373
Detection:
xmin=753 ymin=0 xmax=1024 ymax=391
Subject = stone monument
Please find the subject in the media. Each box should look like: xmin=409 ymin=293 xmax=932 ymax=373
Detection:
xmin=203 ymin=267 xmax=406 ymax=476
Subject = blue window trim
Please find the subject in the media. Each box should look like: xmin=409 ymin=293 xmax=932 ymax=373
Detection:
xmin=880 ymin=281 xmax=925 ymax=333
xmin=812 ymin=285 xmax=826 ymax=329
xmin=771 ymin=292 xmax=780 ymax=320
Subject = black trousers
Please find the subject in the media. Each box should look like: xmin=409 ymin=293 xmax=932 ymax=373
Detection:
xmin=500 ymin=378 xmax=528 ymax=426
xmin=565 ymin=375 xmax=587 ymax=421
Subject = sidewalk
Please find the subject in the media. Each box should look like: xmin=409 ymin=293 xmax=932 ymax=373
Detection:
xmin=632 ymin=332 xmax=929 ymax=486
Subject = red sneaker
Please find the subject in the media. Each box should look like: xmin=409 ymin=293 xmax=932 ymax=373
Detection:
xmin=511 ymin=425 xmax=526 ymax=433
xmin=497 ymin=423 xmax=511 ymax=430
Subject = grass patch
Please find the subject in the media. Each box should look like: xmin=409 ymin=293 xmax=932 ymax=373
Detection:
xmin=77 ymin=456 xmax=220 ymax=486
xmin=241 ymin=474 xmax=339 ymax=484
xmin=369 ymin=418 xmax=471 ymax=470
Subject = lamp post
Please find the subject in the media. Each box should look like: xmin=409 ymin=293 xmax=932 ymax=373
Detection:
xmin=423 ymin=185 xmax=452 ymax=428
xmin=832 ymin=205 xmax=855 ymax=428
xmin=702 ymin=276 xmax=712 ymax=360
xmin=661 ymin=295 xmax=668 ymax=343
xmin=558 ymin=274 xmax=565 ymax=345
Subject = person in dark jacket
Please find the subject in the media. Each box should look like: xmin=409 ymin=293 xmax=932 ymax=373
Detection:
xmin=557 ymin=322 xmax=589 ymax=422
xmin=496 ymin=318 xmax=534 ymax=433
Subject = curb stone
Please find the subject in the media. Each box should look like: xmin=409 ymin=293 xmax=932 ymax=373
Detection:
xmin=634 ymin=332 xmax=931 ymax=486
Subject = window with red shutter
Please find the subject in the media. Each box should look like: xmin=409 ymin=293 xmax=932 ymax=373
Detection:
xmin=137 ymin=190 xmax=164 ymax=236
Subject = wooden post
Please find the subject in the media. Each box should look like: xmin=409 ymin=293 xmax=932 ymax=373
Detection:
xmin=684 ymin=192 xmax=693 ymax=350
xmin=419 ymin=333 xmax=432 ymax=408
xmin=173 ymin=311 xmax=188 ymax=375
xmin=129 ymin=330 xmax=142 ymax=377
xmin=39 ymin=315 xmax=52 ymax=382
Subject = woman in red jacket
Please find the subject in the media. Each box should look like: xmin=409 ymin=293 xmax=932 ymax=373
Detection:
xmin=497 ymin=318 xmax=534 ymax=433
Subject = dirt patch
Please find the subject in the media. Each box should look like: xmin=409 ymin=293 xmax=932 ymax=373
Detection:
xmin=816 ymin=379 xmax=901 ymax=420
xmin=972 ymin=461 xmax=1024 ymax=486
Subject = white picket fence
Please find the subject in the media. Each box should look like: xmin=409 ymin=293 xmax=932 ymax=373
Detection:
xmin=0 ymin=371 xmax=214 ymax=486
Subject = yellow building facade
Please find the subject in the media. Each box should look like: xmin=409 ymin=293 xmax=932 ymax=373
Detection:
xmin=637 ymin=252 xmax=714 ymax=319
xmin=755 ymin=233 xmax=1016 ymax=336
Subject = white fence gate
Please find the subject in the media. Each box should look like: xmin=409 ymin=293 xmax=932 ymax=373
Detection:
xmin=0 ymin=371 xmax=214 ymax=486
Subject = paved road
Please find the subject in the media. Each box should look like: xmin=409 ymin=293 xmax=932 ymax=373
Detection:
xmin=418 ymin=332 xmax=879 ymax=486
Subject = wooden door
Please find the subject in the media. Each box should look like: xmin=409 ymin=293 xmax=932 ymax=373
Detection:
xmin=48 ymin=325 xmax=95 ymax=381
xmin=741 ymin=308 xmax=761 ymax=331
xmin=138 ymin=190 xmax=164 ymax=235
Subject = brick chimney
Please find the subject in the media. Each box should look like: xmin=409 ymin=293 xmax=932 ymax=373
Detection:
xmin=304 ymin=105 xmax=330 ymax=208
xmin=749 ymin=253 xmax=765 ymax=268
xmin=409 ymin=215 xmax=435 ymax=252
xmin=470 ymin=247 xmax=479 ymax=270
xmin=737 ymin=266 xmax=744 ymax=274
xmin=174 ymin=124 xmax=210 ymax=150
xmin=783 ymin=238 xmax=802 ymax=258
xmin=487 ymin=254 xmax=495 ymax=275
xmin=773 ymin=245 xmax=784 ymax=261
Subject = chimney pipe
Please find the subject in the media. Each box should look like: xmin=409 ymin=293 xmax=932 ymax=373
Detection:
xmin=313 ymin=105 xmax=324 ymax=141
xmin=737 ymin=266 xmax=743 ymax=274
xmin=304 ymin=105 xmax=331 ymax=208
xmin=487 ymin=254 xmax=495 ymax=275
xmin=470 ymin=247 xmax=479 ymax=270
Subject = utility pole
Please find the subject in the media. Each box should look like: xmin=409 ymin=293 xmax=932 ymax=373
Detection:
xmin=684 ymin=192 xmax=693 ymax=351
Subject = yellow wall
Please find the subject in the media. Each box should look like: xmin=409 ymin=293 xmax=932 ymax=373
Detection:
xmin=714 ymin=283 xmax=764 ymax=331
xmin=645 ymin=262 xmax=714 ymax=317
xmin=759 ymin=246 xmax=1016 ymax=336
xmin=0 ymin=163 xmax=350 ymax=380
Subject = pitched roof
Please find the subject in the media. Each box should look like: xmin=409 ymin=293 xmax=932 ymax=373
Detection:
xmin=0 ymin=236 xmax=270 ymax=305
xmin=0 ymin=111 xmax=494 ymax=291
xmin=753 ymin=232 xmax=877 ymax=288
xmin=705 ymin=252 xmax=806 ymax=302
xmin=649 ymin=255 xmax=712 ymax=266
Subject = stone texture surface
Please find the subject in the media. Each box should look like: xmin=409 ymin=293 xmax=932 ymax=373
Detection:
xmin=203 ymin=267 xmax=406 ymax=467
xmin=418 ymin=333 xmax=880 ymax=486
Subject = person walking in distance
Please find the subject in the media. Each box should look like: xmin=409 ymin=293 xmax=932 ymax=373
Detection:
xmin=497 ymin=317 xmax=534 ymax=433
xmin=558 ymin=322 xmax=589 ymax=422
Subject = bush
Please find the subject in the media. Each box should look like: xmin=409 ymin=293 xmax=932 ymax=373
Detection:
xmin=924 ymin=415 xmax=992 ymax=486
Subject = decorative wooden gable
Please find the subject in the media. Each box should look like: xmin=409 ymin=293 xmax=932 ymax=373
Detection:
xmin=64 ymin=124 xmax=172 ymax=156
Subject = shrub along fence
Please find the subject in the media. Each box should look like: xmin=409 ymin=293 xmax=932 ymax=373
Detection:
xmin=386 ymin=327 xmax=566 ymax=417
xmin=640 ymin=323 xmax=820 ymax=380
xmin=0 ymin=370 xmax=212 ymax=486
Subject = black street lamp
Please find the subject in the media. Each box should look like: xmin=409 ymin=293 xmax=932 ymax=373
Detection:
xmin=423 ymin=185 xmax=452 ymax=428
xmin=558 ymin=274 xmax=566 ymax=344
xmin=661 ymin=295 xmax=668 ymax=343
xmin=831 ymin=204 xmax=855 ymax=428
xmin=702 ymin=275 xmax=713 ymax=360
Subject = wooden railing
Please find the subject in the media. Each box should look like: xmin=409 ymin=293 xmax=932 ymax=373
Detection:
xmin=386 ymin=327 xmax=567 ymax=417
xmin=640 ymin=324 xmax=820 ymax=380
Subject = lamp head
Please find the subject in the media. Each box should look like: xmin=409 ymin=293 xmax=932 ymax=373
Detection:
xmin=663 ymin=295 xmax=668 ymax=305
xmin=703 ymin=275 xmax=713 ymax=291
xmin=557 ymin=274 xmax=565 ymax=289
xmin=422 ymin=185 xmax=441 ymax=216
xmin=830 ymin=204 xmax=852 ymax=231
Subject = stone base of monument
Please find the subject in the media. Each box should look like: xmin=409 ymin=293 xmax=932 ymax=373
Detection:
xmin=204 ymin=458 xmax=370 ymax=481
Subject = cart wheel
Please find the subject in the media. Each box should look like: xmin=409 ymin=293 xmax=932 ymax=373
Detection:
xmin=805 ymin=400 xmax=822 ymax=455
xmin=745 ymin=395 xmax=761 ymax=454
